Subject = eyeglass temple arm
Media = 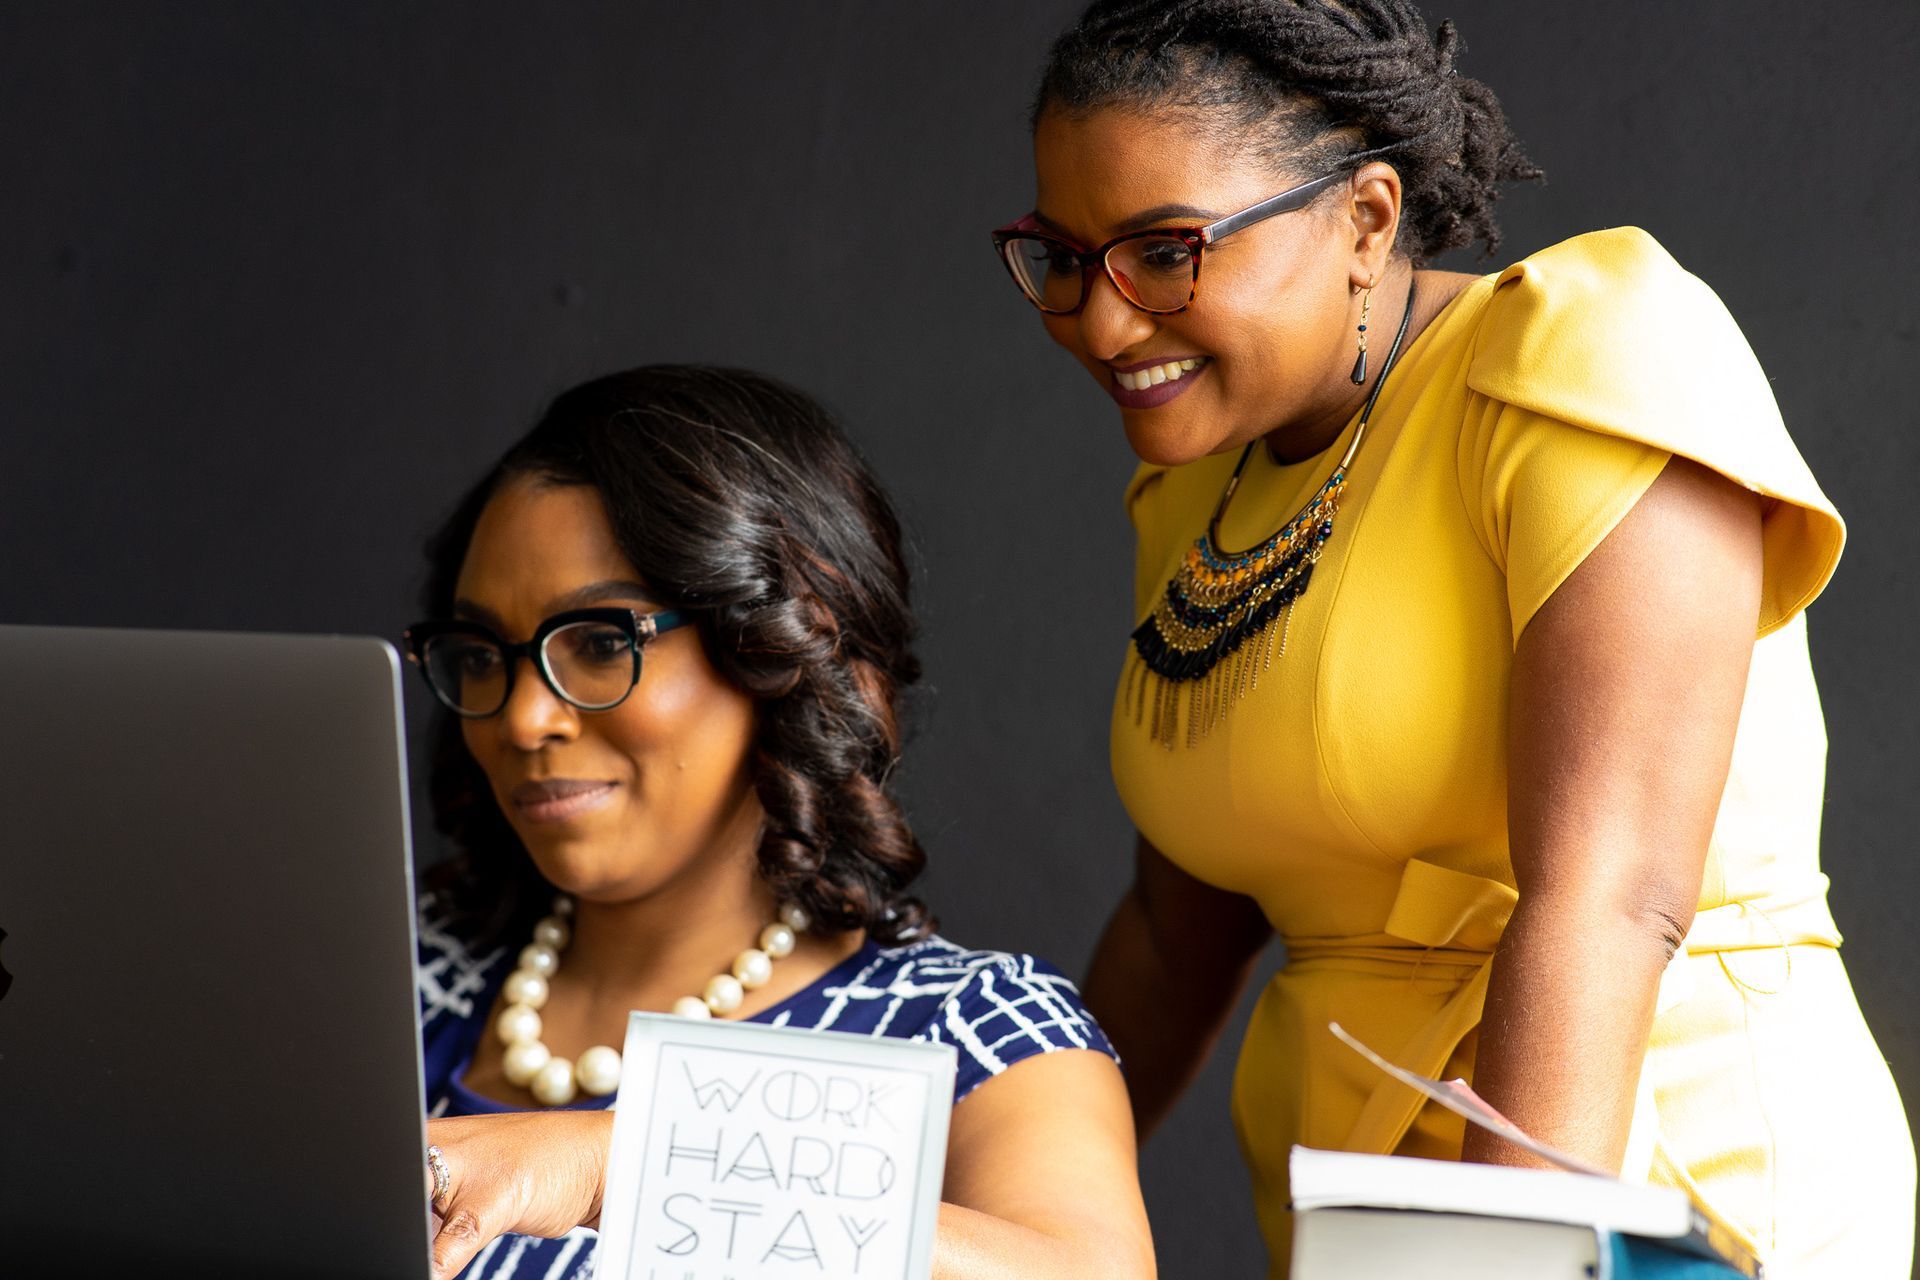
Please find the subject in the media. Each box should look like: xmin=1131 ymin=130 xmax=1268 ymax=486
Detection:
xmin=1200 ymin=172 xmax=1345 ymax=246
xmin=642 ymin=609 xmax=691 ymax=638
xmin=1199 ymin=140 xmax=1410 ymax=246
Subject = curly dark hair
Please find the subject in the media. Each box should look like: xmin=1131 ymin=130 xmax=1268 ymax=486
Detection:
xmin=420 ymin=365 xmax=932 ymax=947
xmin=1033 ymin=0 xmax=1542 ymax=262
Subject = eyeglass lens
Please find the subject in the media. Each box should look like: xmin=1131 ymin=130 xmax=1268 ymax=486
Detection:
xmin=420 ymin=620 xmax=638 ymax=716
xmin=1003 ymin=234 xmax=1197 ymax=313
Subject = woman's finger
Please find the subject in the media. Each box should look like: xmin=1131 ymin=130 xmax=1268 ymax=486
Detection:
xmin=424 ymin=1142 xmax=447 ymax=1213
xmin=425 ymin=1139 xmax=510 ymax=1280
xmin=430 ymin=1187 xmax=498 ymax=1280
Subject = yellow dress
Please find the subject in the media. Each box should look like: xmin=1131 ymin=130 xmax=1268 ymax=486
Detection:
xmin=1110 ymin=228 xmax=1916 ymax=1278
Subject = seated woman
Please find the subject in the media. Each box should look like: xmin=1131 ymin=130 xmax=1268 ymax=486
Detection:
xmin=406 ymin=365 xmax=1153 ymax=1280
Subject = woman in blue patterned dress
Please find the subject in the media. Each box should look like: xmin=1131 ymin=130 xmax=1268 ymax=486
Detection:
xmin=408 ymin=365 xmax=1152 ymax=1280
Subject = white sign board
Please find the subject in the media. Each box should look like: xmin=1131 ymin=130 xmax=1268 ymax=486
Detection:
xmin=597 ymin=1012 xmax=957 ymax=1280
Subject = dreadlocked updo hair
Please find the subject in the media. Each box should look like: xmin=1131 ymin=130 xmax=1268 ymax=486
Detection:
xmin=421 ymin=365 xmax=932 ymax=946
xmin=1034 ymin=0 xmax=1541 ymax=262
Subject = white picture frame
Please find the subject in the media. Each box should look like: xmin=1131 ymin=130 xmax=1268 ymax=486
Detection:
xmin=597 ymin=1012 xmax=957 ymax=1280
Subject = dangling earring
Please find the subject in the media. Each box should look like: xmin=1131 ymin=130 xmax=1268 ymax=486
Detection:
xmin=1350 ymin=276 xmax=1375 ymax=385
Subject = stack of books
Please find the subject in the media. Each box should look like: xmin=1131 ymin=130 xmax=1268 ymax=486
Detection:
xmin=1290 ymin=1147 xmax=1758 ymax=1278
xmin=1294 ymin=1025 xmax=1760 ymax=1278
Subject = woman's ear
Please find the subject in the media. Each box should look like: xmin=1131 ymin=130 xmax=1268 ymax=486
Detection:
xmin=1346 ymin=161 xmax=1404 ymax=288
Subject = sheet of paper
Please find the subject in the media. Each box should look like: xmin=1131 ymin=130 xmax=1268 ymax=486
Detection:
xmin=1328 ymin=1022 xmax=1610 ymax=1178
xmin=597 ymin=1013 xmax=957 ymax=1280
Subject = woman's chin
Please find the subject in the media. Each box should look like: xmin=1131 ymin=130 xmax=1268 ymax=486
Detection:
xmin=517 ymin=837 xmax=701 ymax=909
xmin=514 ymin=833 xmax=620 ymax=898
xmin=1122 ymin=413 xmax=1234 ymax=468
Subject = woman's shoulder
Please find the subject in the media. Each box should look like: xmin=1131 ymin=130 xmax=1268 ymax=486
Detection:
xmin=769 ymin=933 xmax=1116 ymax=1102
xmin=1457 ymin=227 xmax=1845 ymax=633
xmin=864 ymin=933 xmax=1088 ymax=1001
xmin=1467 ymin=226 xmax=1757 ymax=415
xmin=416 ymin=890 xmax=515 ymax=1034
xmin=782 ymin=933 xmax=1093 ymax=1027
xmin=1461 ymin=225 xmax=1830 ymax=494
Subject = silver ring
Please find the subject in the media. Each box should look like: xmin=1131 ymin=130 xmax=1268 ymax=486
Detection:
xmin=426 ymin=1143 xmax=451 ymax=1210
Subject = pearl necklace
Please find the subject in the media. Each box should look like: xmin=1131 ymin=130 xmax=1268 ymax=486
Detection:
xmin=494 ymin=894 xmax=811 ymax=1106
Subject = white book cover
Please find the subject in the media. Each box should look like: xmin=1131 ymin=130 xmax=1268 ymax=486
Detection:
xmin=596 ymin=1012 xmax=957 ymax=1280
xmin=1293 ymin=1205 xmax=1603 ymax=1279
xmin=1290 ymin=1147 xmax=1695 ymax=1239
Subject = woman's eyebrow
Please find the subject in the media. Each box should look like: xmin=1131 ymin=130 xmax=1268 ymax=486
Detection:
xmin=1032 ymin=202 xmax=1222 ymax=240
xmin=451 ymin=597 xmax=504 ymax=628
xmin=546 ymin=579 xmax=657 ymax=611
xmin=450 ymin=580 xmax=654 ymax=628
xmin=1113 ymin=202 xmax=1219 ymax=232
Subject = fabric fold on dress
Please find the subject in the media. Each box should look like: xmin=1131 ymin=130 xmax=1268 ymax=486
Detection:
xmin=1466 ymin=227 xmax=1845 ymax=637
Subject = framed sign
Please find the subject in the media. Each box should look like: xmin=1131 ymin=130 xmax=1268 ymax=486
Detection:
xmin=597 ymin=1012 xmax=957 ymax=1280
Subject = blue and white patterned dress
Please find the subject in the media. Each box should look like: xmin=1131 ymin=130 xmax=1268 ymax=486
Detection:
xmin=416 ymin=899 xmax=1117 ymax=1280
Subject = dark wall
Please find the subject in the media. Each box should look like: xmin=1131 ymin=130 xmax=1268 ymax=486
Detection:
xmin=4 ymin=3 xmax=1914 ymax=1275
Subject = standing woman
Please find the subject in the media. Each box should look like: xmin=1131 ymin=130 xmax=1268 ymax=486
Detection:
xmin=991 ymin=1 xmax=1915 ymax=1275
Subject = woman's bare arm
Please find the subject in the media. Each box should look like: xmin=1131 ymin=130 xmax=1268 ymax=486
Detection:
xmin=1083 ymin=835 xmax=1274 ymax=1138
xmin=1465 ymin=456 xmax=1763 ymax=1170
xmin=933 ymin=1049 xmax=1154 ymax=1279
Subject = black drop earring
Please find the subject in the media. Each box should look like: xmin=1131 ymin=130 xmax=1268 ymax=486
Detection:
xmin=1350 ymin=278 xmax=1375 ymax=384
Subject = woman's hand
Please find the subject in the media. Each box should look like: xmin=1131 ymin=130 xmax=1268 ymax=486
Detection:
xmin=425 ymin=1110 xmax=613 ymax=1280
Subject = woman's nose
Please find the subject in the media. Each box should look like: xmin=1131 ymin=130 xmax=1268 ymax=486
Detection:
xmin=499 ymin=658 xmax=579 ymax=750
xmin=1075 ymin=272 xmax=1158 ymax=361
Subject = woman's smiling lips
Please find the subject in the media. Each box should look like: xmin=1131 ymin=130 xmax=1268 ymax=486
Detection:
xmin=510 ymin=778 xmax=620 ymax=824
xmin=1104 ymin=355 xmax=1210 ymax=409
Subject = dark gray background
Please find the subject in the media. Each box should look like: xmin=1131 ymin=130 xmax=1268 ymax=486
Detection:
xmin=4 ymin=3 xmax=1914 ymax=1275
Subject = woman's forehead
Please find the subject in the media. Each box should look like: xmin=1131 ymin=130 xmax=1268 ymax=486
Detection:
xmin=1031 ymin=106 xmax=1299 ymax=242
xmin=456 ymin=480 xmax=640 ymax=605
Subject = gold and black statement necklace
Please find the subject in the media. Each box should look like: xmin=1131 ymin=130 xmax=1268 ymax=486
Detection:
xmin=1126 ymin=279 xmax=1418 ymax=748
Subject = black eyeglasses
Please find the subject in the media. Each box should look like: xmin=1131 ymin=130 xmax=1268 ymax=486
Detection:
xmin=991 ymin=145 xmax=1399 ymax=316
xmin=402 ymin=607 xmax=691 ymax=719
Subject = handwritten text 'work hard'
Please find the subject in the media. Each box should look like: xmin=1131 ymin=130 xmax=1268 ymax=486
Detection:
xmin=677 ymin=1060 xmax=907 ymax=1131
xmin=636 ymin=1057 xmax=924 ymax=1271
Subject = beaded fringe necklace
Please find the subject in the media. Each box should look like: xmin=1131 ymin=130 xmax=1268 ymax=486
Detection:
xmin=1125 ymin=280 xmax=1418 ymax=748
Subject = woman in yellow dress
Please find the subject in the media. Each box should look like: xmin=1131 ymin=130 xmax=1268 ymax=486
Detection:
xmin=989 ymin=1 xmax=1916 ymax=1274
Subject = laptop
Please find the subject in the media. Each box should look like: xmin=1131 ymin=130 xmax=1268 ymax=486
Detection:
xmin=0 ymin=624 xmax=432 ymax=1278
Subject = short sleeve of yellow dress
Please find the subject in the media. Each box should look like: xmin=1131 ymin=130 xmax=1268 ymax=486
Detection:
xmin=1112 ymin=228 xmax=1915 ymax=1278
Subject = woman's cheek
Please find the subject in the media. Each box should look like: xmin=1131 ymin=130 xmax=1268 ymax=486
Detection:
xmin=607 ymin=654 xmax=758 ymax=795
xmin=1041 ymin=315 xmax=1091 ymax=363
xmin=460 ymin=721 xmax=511 ymax=806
